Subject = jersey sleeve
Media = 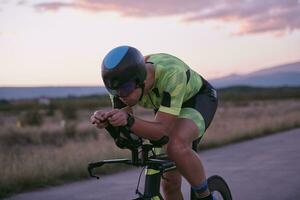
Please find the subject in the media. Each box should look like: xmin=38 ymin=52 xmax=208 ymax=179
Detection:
xmin=158 ymin=69 xmax=187 ymax=116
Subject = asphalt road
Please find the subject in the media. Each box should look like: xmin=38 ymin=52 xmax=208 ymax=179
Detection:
xmin=5 ymin=128 xmax=300 ymax=200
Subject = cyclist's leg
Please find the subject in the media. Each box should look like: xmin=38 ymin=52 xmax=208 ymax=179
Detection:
xmin=161 ymin=169 xmax=183 ymax=200
xmin=166 ymin=117 xmax=210 ymax=199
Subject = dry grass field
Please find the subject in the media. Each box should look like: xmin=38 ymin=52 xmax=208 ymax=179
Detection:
xmin=0 ymin=98 xmax=300 ymax=198
xmin=202 ymin=100 xmax=300 ymax=147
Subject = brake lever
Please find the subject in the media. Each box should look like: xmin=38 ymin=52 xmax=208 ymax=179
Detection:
xmin=88 ymin=162 xmax=105 ymax=179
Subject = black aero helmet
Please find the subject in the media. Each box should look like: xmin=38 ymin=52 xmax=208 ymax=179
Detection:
xmin=101 ymin=46 xmax=147 ymax=95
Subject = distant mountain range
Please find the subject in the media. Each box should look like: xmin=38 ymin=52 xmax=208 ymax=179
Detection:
xmin=0 ymin=87 xmax=107 ymax=100
xmin=210 ymin=61 xmax=300 ymax=88
xmin=0 ymin=61 xmax=299 ymax=100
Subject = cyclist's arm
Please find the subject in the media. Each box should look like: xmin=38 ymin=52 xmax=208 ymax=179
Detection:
xmin=129 ymin=111 xmax=177 ymax=141
xmin=130 ymin=70 xmax=187 ymax=140
xmin=104 ymin=95 xmax=131 ymax=137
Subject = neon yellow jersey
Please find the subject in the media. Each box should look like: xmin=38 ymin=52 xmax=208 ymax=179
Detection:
xmin=109 ymin=53 xmax=207 ymax=135
xmin=138 ymin=53 xmax=203 ymax=116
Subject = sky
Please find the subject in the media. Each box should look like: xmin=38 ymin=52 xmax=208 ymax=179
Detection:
xmin=0 ymin=0 xmax=300 ymax=87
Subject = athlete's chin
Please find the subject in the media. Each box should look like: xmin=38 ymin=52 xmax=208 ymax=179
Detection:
xmin=128 ymin=100 xmax=138 ymax=107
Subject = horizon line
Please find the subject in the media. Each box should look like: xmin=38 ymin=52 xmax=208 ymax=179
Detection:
xmin=1 ymin=58 xmax=299 ymax=88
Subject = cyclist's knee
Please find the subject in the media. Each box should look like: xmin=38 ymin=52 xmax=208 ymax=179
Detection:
xmin=166 ymin=136 xmax=190 ymax=161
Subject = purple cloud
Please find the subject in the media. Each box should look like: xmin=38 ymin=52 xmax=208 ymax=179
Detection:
xmin=33 ymin=0 xmax=300 ymax=35
xmin=185 ymin=0 xmax=300 ymax=35
xmin=34 ymin=0 xmax=215 ymax=16
xmin=35 ymin=2 xmax=72 ymax=11
xmin=18 ymin=0 xmax=27 ymax=6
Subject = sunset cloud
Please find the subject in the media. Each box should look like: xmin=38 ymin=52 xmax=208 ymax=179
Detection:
xmin=32 ymin=0 xmax=300 ymax=35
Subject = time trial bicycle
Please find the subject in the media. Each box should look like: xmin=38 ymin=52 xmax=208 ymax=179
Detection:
xmin=88 ymin=125 xmax=232 ymax=200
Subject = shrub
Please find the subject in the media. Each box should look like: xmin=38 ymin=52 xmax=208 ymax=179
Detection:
xmin=64 ymin=122 xmax=76 ymax=139
xmin=61 ymin=104 xmax=77 ymax=120
xmin=46 ymin=103 xmax=56 ymax=116
xmin=19 ymin=109 xmax=43 ymax=126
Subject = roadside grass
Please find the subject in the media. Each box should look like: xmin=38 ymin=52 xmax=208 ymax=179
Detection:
xmin=199 ymin=99 xmax=300 ymax=149
xmin=0 ymin=99 xmax=300 ymax=199
xmin=199 ymin=121 xmax=300 ymax=150
xmin=0 ymin=136 xmax=131 ymax=199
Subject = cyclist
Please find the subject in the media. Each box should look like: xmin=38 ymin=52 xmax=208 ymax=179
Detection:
xmin=91 ymin=45 xmax=218 ymax=200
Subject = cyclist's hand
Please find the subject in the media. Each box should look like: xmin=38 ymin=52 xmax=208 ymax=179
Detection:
xmin=91 ymin=110 xmax=109 ymax=129
xmin=105 ymin=109 xmax=128 ymax=127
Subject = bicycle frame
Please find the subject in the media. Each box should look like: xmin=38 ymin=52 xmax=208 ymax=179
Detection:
xmin=88 ymin=142 xmax=177 ymax=200
xmin=88 ymin=134 xmax=201 ymax=200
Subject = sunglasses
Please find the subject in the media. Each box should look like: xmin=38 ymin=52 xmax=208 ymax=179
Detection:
xmin=108 ymin=81 xmax=137 ymax=97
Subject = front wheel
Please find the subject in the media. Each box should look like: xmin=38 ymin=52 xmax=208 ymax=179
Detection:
xmin=207 ymin=175 xmax=232 ymax=200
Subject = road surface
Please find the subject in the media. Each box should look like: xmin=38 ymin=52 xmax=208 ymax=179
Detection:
xmin=5 ymin=128 xmax=300 ymax=200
